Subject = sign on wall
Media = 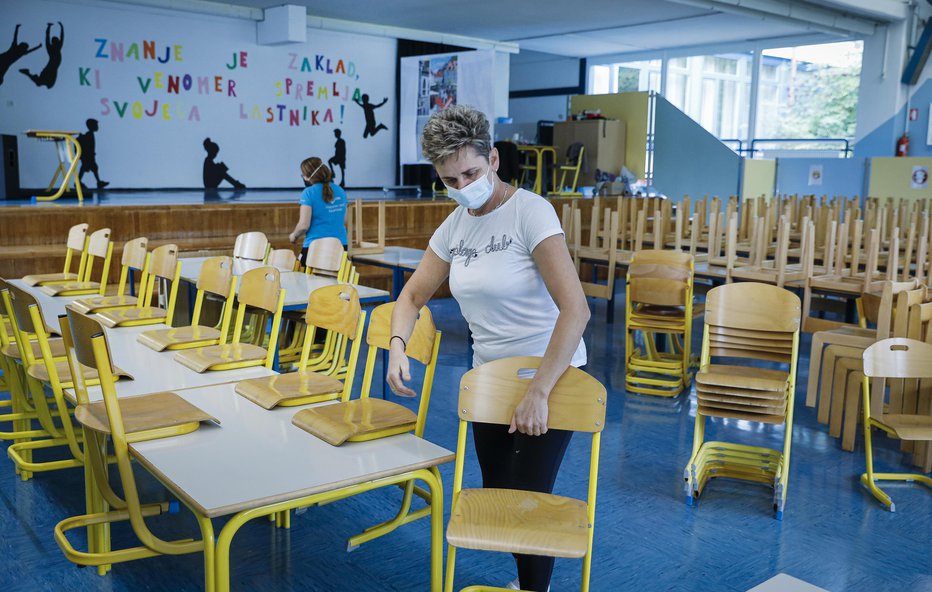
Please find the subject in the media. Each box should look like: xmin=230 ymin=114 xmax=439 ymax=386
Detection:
xmin=0 ymin=0 xmax=396 ymax=189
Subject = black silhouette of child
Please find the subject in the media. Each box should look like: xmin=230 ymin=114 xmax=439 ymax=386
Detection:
xmin=328 ymin=128 xmax=346 ymax=187
xmin=19 ymin=22 xmax=64 ymax=89
xmin=76 ymin=118 xmax=109 ymax=189
xmin=0 ymin=25 xmax=40 ymax=86
xmin=202 ymin=138 xmax=245 ymax=189
xmin=354 ymin=94 xmax=388 ymax=138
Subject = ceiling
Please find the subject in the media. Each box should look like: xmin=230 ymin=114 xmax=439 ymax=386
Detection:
xmin=120 ymin=0 xmax=911 ymax=58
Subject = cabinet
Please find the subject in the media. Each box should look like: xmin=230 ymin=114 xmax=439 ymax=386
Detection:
xmin=553 ymin=119 xmax=626 ymax=187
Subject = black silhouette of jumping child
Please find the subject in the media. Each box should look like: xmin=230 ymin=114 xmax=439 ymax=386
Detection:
xmin=202 ymin=138 xmax=246 ymax=189
xmin=19 ymin=22 xmax=64 ymax=89
xmin=76 ymin=118 xmax=109 ymax=190
xmin=328 ymin=128 xmax=346 ymax=187
xmin=354 ymin=94 xmax=388 ymax=138
xmin=0 ymin=25 xmax=40 ymax=86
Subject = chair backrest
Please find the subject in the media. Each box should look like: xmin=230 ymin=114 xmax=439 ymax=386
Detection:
xmin=148 ymin=244 xmax=180 ymax=282
xmin=704 ymin=282 xmax=800 ymax=364
xmin=304 ymin=237 xmax=344 ymax=275
xmin=65 ymin=307 xmax=111 ymax=381
xmin=304 ymin=284 xmax=361 ymax=339
xmin=86 ymin=228 xmax=111 ymax=260
xmin=862 ymin=338 xmax=932 ymax=380
xmin=233 ymin=231 xmax=269 ymax=261
xmin=236 ymin=267 xmax=281 ymax=312
xmin=122 ymin=237 xmax=149 ymax=269
xmin=63 ymin=223 xmax=90 ymax=276
xmin=267 ymin=248 xmax=297 ymax=272
xmin=297 ymin=285 xmax=365 ymax=397
xmin=196 ymin=256 xmax=235 ymax=298
xmin=458 ymin=357 xmax=606 ymax=433
xmin=627 ymin=250 xmax=693 ymax=307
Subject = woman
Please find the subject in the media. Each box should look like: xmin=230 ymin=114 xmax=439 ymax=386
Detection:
xmin=289 ymin=157 xmax=348 ymax=263
xmin=388 ymin=105 xmax=589 ymax=592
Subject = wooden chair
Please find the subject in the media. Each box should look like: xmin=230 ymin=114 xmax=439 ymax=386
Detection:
xmin=233 ymin=231 xmax=270 ymax=262
xmin=236 ymin=285 xmax=365 ymax=409
xmin=553 ymin=144 xmax=585 ymax=196
xmin=22 ymin=223 xmax=89 ymax=286
xmin=625 ymin=250 xmax=697 ymax=397
xmin=729 ymin=217 xmax=815 ymax=289
xmin=686 ymin=282 xmax=800 ymax=519
xmin=444 ymin=357 xmax=606 ymax=592
xmin=95 ymin=244 xmax=181 ymax=328
xmin=291 ymin=301 xmax=441 ymax=551
xmin=347 ymin=199 xmax=386 ymax=256
xmin=573 ymin=207 xmax=620 ymax=323
xmin=39 ymin=228 xmax=114 ymax=297
xmin=70 ymin=237 xmax=150 ymax=314
xmin=303 ymin=236 xmax=345 ymax=276
xmin=53 ymin=308 xmax=216 ymax=577
xmin=267 ymin=248 xmax=297 ymax=272
xmin=136 ymin=256 xmax=237 ymax=351
xmin=860 ymin=338 xmax=932 ymax=511
xmin=173 ymin=266 xmax=284 ymax=372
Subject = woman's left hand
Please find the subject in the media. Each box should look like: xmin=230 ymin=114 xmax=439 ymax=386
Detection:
xmin=509 ymin=391 xmax=549 ymax=436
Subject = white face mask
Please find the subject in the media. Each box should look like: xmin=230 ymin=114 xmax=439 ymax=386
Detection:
xmin=445 ymin=166 xmax=494 ymax=210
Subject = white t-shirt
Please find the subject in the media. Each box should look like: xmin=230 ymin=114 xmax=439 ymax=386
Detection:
xmin=429 ymin=189 xmax=587 ymax=368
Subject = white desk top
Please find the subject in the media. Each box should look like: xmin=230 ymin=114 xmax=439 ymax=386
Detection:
xmin=351 ymin=246 xmax=425 ymax=270
xmin=177 ymin=257 xmax=389 ymax=306
xmin=9 ymin=279 xmax=274 ymax=403
xmin=130 ymin=382 xmax=455 ymax=518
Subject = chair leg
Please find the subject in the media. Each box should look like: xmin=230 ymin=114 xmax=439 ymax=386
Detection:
xmin=806 ymin=332 xmax=827 ymax=408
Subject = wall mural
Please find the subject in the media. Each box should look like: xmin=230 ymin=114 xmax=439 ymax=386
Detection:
xmin=0 ymin=0 xmax=397 ymax=189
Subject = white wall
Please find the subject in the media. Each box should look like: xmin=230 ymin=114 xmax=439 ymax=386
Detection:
xmin=0 ymin=0 xmax=396 ymax=188
xmin=508 ymin=50 xmax=580 ymax=125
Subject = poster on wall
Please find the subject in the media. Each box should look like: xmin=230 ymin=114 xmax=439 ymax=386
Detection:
xmin=0 ymin=0 xmax=396 ymax=189
xmin=399 ymin=50 xmax=496 ymax=165
xmin=911 ymin=165 xmax=928 ymax=189
xmin=808 ymin=164 xmax=823 ymax=186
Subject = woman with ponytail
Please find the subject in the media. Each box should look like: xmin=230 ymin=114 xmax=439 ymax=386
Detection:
xmin=289 ymin=156 xmax=348 ymax=263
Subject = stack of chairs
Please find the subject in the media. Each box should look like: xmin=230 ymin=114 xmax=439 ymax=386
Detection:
xmin=686 ymin=282 xmax=801 ymax=519
xmin=624 ymin=250 xmax=697 ymax=397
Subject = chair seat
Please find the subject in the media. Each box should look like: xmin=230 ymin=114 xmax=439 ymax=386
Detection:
xmin=38 ymin=281 xmax=101 ymax=297
xmin=27 ymin=358 xmax=99 ymax=384
xmin=75 ymin=391 xmax=218 ymax=435
xmin=137 ymin=325 xmax=222 ymax=352
xmin=882 ymin=415 xmax=932 ymax=441
xmin=96 ymin=307 xmax=167 ymax=328
xmin=174 ymin=343 xmax=268 ymax=373
xmin=292 ymin=398 xmax=416 ymax=446
xmin=235 ymin=370 xmax=345 ymax=410
xmin=446 ymin=488 xmax=590 ymax=559
xmin=70 ymin=294 xmax=139 ymax=313
xmin=2 ymin=337 xmax=67 ymax=361
xmin=696 ymin=365 xmax=789 ymax=393
xmin=21 ymin=272 xmax=79 ymax=287
xmin=697 ymin=403 xmax=786 ymax=425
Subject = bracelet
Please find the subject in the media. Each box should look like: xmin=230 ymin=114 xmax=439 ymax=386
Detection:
xmin=390 ymin=335 xmax=407 ymax=350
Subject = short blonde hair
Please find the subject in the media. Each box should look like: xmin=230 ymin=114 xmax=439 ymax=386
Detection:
xmin=420 ymin=105 xmax=492 ymax=164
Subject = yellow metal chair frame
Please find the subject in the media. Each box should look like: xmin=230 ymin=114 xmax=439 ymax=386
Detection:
xmin=173 ymin=267 xmax=285 ymax=372
xmin=624 ymin=250 xmax=696 ymax=397
xmin=860 ymin=338 xmax=932 ymax=511
xmin=444 ymin=357 xmax=606 ymax=592
xmin=95 ymin=244 xmax=181 ymax=328
xmin=39 ymin=228 xmax=114 ymax=297
xmin=53 ymin=308 xmax=215 ymax=583
xmin=71 ymin=237 xmax=150 ymax=313
xmin=553 ymin=145 xmax=585 ymax=197
xmin=137 ymin=256 xmax=237 ymax=351
xmin=684 ymin=282 xmax=800 ymax=520
xmin=22 ymin=223 xmax=90 ymax=287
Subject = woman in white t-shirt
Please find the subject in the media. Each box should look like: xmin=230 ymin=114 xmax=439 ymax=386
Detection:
xmin=388 ymin=105 xmax=589 ymax=592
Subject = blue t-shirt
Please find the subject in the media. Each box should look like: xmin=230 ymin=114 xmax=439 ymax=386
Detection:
xmin=299 ymin=182 xmax=348 ymax=248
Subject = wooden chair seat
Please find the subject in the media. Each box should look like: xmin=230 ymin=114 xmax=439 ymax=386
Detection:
xmin=235 ymin=370 xmax=345 ymax=410
xmin=291 ymin=398 xmax=417 ymax=446
xmin=709 ymin=326 xmax=792 ymax=341
xmin=27 ymin=358 xmax=99 ymax=384
xmin=69 ymin=294 xmax=139 ymax=313
xmin=697 ymin=390 xmax=788 ymax=411
xmin=74 ymin=391 xmax=217 ymax=435
xmin=883 ymin=415 xmax=932 ymax=441
xmin=173 ymin=343 xmax=268 ymax=373
xmin=696 ymin=365 xmax=789 ymax=392
xmin=697 ymin=403 xmax=786 ymax=425
xmin=2 ymin=337 xmax=67 ymax=361
xmin=136 ymin=325 xmax=222 ymax=352
xmin=38 ymin=281 xmax=101 ymax=297
xmin=694 ymin=382 xmax=786 ymax=401
xmin=21 ymin=272 xmax=79 ymax=287
xmin=95 ymin=307 xmax=167 ymax=328
xmin=445 ymin=488 xmax=590 ymax=558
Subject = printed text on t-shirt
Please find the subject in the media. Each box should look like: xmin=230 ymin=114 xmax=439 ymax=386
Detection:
xmin=449 ymin=234 xmax=513 ymax=267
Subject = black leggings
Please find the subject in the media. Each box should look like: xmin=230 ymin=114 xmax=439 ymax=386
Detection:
xmin=472 ymin=422 xmax=573 ymax=592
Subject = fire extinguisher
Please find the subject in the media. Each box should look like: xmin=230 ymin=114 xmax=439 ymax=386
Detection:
xmin=896 ymin=133 xmax=910 ymax=157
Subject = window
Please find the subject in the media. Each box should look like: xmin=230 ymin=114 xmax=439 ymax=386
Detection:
xmin=587 ymin=60 xmax=660 ymax=94
xmin=663 ymin=52 xmax=752 ymax=139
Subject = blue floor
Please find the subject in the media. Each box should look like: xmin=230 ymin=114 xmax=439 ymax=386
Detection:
xmin=1 ymin=293 xmax=930 ymax=591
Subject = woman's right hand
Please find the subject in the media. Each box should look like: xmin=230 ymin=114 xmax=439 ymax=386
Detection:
xmin=387 ymin=341 xmax=417 ymax=397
